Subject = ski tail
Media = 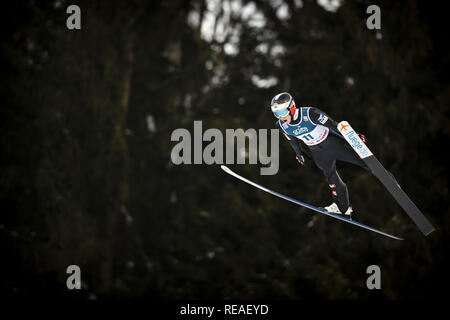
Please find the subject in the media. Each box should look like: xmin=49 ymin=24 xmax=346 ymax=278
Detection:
xmin=221 ymin=165 xmax=403 ymax=241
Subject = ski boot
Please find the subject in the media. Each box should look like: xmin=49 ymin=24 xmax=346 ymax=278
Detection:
xmin=323 ymin=203 xmax=353 ymax=220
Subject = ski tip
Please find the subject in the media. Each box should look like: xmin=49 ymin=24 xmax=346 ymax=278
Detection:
xmin=220 ymin=165 xmax=231 ymax=173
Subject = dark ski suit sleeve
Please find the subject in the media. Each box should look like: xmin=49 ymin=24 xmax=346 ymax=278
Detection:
xmin=308 ymin=107 xmax=367 ymax=141
xmin=308 ymin=107 xmax=344 ymax=138
xmin=276 ymin=121 xmax=304 ymax=157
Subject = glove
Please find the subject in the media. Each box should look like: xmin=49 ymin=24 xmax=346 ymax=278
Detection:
xmin=358 ymin=133 xmax=367 ymax=143
xmin=296 ymin=154 xmax=305 ymax=166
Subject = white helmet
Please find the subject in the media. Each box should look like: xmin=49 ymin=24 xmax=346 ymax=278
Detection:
xmin=270 ymin=92 xmax=296 ymax=118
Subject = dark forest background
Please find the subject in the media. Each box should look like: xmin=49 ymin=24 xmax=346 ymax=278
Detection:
xmin=0 ymin=0 xmax=449 ymax=300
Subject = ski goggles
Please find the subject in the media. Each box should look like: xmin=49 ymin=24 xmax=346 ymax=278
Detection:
xmin=273 ymin=108 xmax=290 ymax=118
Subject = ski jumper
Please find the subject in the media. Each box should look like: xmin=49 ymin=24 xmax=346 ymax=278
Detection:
xmin=276 ymin=107 xmax=369 ymax=213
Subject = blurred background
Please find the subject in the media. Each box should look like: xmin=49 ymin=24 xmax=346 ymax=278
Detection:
xmin=0 ymin=0 xmax=449 ymax=300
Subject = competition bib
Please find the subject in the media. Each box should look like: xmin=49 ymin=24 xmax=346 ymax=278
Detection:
xmin=279 ymin=107 xmax=329 ymax=145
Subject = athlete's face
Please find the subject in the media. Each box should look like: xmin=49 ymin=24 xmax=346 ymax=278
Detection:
xmin=279 ymin=113 xmax=291 ymax=123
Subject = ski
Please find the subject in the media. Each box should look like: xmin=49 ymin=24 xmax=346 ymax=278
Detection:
xmin=221 ymin=165 xmax=403 ymax=241
xmin=338 ymin=121 xmax=435 ymax=236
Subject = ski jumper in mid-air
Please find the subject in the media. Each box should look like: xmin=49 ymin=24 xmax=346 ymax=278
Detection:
xmin=220 ymin=92 xmax=433 ymax=238
xmin=271 ymin=92 xmax=368 ymax=218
